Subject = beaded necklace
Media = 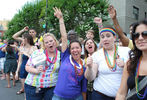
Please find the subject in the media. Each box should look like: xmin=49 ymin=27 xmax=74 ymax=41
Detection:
xmin=69 ymin=55 xmax=84 ymax=77
xmin=135 ymin=57 xmax=147 ymax=99
xmin=103 ymin=45 xmax=118 ymax=72
xmin=45 ymin=48 xmax=58 ymax=64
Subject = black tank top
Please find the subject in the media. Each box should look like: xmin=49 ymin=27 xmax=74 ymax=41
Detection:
xmin=127 ymin=75 xmax=147 ymax=100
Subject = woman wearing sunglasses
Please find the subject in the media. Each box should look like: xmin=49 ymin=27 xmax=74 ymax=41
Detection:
xmin=116 ymin=19 xmax=147 ymax=100
xmin=85 ymin=27 xmax=130 ymax=100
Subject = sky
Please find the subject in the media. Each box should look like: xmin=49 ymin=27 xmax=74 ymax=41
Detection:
xmin=0 ymin=0 xmax=34 ymax=20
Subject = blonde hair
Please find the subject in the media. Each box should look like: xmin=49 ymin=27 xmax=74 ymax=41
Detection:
xmin=42 ymin=33 xmax=59 ymax=49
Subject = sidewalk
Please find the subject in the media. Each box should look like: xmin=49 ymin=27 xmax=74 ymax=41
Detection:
xmin=0 ymin=75 xmax=25 ymax=100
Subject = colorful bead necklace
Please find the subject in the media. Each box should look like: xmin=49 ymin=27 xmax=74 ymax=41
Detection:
xmin=69 ymin=55 xmax=84 ymax=76
xmin=45 ymin=48 xmax=58 ymax=64
xmin=135 ymin=57 xmax=147 ymax=99
xmin=103 ymin=45 xmax=118 ymax=72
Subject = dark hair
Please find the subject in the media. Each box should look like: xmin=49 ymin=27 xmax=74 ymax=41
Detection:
xmin=127 ymin=19 xmax=147 ymax=75
xmin=84 ymin=38 xmax=97 ymax=58
xmin=22 ymin=33 xmax=34 ymax=46
xmin=129 ymin=22 xmax=138 ymax=28
xmin=29 ymin=28 xmax=37 ymax=33
xmin=6 ymin=40 xmax=14 ymax=54
xmin=69 ymin=39 xmax=82 ymax=54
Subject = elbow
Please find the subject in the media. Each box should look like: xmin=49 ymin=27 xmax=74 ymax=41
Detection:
xmin=25 ymin=65 xmax=29 ymax=72
xmin=12 ymin=35 xmax=16 ymax=39
xmin=84 ymin=71 xmax=95 ymax=82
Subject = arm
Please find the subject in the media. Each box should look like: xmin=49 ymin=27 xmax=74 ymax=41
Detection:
xmin=115 ymin=62 xmax=129 ymax=100
xmin=84 ymin=54 xmax=98 ymax=81
xmin=15 ymin=53 xmax=22 ymax=80
xmin=25 ymin=65 xmax=43 ymax=74
xmin=108 ymin=5 xmax=129 ymax=47
xmin=12 ymin=26 xmax=29 ymax=42
xmin=25 ymin=52 xmax=44 ymax=74
xmin=85 ymin=63 xmax=98 ymax=81
xmin=82 ymin=92 xmax=86 ymax=100
xmin=1 ymin=46 xmax=6 ymax=52
xmin=53 ymin=7 xmax=68 ymax=52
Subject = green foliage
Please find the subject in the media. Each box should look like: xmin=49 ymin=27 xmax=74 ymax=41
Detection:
xmin=44 ymin=0 xmax=109 ymax=41
xmin=4 ymin=0 xmax=45 ymax=39
xmin=4 ymin=0 xmax=109 ymax=41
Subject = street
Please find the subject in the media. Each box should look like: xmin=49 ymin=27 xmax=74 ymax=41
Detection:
xmin=0 ymin=76 xmax=24 ymax=100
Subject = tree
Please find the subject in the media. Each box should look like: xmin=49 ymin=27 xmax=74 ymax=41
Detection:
xmin=4 ymin=0 xmax=44 ymax=39
xmin=40 ymin=0 xmax=109 ymax=41
xmin=4 ymin=0 xmax=109 ymax=41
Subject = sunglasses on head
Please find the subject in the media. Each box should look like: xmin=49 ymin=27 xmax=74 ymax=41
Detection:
xmin=133 ymin=31 xmax=147 ymax=39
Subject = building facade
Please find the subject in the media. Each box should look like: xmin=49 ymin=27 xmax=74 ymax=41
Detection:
xmin=0 ymin=20 xmax=9 ymax=38
xmin=108 ymin=0 xmax=147 ymax=37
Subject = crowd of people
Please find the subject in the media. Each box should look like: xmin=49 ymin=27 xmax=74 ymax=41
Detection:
xmin=0 ymin=5 xmax=146 ymax=100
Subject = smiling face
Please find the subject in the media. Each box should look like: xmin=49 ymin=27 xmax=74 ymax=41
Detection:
xmin=70 ymin=42 xmax=82 ymax=62
xmin=86 ymin=32 xmax=94 ymax=39
xmin=100 ymin=31 xmax=116 ymax=50
xmin=43 ymin=35 xmax=57 ymax=53
xmin=85 ymin=39 xmax=96 ymax=55
xmin=134 ymin=24 xmax=147 ymax=51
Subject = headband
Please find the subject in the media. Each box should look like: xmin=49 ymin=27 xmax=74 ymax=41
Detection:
xmin=99 ymin=28 xmax=116 ymax=36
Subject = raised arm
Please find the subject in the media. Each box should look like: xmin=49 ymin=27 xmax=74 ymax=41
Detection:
xmin=12 ymin=26 xmax=29 ymax=42
xmin=108 ymin=5 xmax=129 ymax=47
xmin=53 ymin=7 xmax=68 ymax=53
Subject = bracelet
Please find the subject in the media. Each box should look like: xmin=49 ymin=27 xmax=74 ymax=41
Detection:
xmin=60 ymin=22 xmax=64 ymax=24
xmin=98 ymin=24 xmax=103 ymax=28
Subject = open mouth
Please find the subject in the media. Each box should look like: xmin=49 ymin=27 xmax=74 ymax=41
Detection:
xmin=88 ymin=46 xmax=92 ymax=49
xmin=49 ymin=46 xmax=53 ymax=49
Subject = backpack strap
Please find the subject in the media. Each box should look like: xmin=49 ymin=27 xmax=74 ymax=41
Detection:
xmin=126 ymin=76 xmax=147 ymax=99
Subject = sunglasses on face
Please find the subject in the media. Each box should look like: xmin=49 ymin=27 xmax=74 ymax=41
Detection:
xmin=133 ymin=31 xmax=147 ymax=39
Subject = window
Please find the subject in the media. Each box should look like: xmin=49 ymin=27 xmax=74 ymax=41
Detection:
xmin=133 ymin=6 xmax=139 ymax=20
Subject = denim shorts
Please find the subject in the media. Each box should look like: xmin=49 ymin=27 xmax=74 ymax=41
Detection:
xmin=25 ymin=84 xmax=55 ymax=100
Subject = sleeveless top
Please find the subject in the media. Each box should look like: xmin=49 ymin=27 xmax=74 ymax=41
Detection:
xmin=127 ymin=75 xmax=147 ymax=100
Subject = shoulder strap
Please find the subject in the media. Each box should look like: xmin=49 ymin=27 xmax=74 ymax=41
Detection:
xmin=126 ymin=76 xmax=147 ymax=99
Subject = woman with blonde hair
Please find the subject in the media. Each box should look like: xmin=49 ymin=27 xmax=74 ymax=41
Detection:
xmin=24 ymin=7 xmax=66 ymax=100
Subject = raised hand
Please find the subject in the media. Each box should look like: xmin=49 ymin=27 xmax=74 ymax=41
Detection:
xmin=94 ymin=17 xmax=102 ymax=25
xmin=86 ymin=54 xmax=93 ymax=68
xmin=108 ymin=5 xmax=116 ymax=19
xmin=23 ymin=26 xmax=29 ymax=31
xmin=53 ymin=7 xmax=63 ymax=19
